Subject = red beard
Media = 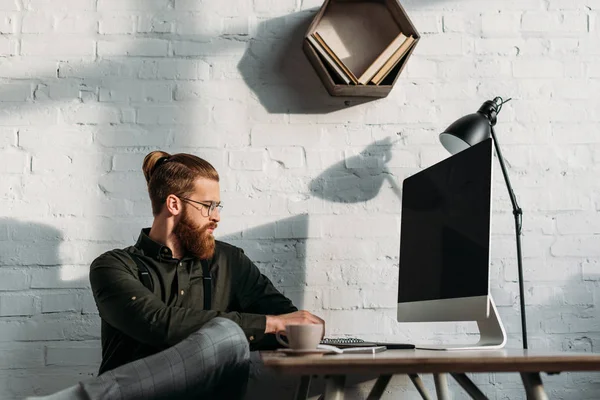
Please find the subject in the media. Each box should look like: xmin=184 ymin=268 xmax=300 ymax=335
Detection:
xmin=173 ymin=206 xmax=216 ymax=260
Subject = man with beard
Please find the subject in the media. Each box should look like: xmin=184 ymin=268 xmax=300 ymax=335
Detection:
xmin=27 ymin=151 xmax=324 ymax=400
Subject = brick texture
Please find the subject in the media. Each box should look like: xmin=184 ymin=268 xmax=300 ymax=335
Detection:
xmin=0 ymin=1 xmax=598 ymax=399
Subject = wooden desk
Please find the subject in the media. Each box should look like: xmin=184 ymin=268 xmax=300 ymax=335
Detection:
xmin=260 ymin=349 xmax=600 ymax=400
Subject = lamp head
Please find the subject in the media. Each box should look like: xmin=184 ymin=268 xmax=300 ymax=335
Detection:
xmin=439 ymin=98 xmax=504 ymax=155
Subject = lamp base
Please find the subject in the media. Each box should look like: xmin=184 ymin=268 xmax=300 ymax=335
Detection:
xmin=416 ymin=296 xmax=507 ymax=351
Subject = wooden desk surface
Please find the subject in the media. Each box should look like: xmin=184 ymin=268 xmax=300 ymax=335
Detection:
xmin=261 ymin=349 xmax=600 ymax=375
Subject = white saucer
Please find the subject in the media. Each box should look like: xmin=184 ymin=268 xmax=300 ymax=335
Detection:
xmin=276 ymin=348 xmax=334 ymax=356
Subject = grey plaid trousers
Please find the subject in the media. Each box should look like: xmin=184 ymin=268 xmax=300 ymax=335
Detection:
xmin=80 ymin=318 xmax=250 ymax=400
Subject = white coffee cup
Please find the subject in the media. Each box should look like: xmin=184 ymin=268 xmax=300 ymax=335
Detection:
xmin=276 ymin=324 xmax=324 ymax=350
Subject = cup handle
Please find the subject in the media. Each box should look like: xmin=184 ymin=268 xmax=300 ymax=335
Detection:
xmin=276 ymin=331 xmax=289 ymax=348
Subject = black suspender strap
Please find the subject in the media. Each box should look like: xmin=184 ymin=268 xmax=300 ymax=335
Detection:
xmin=131 ymin=253 xmax=211 ymax=311
xmin=201 ymin=260 xmax=211 ymax=310
xmin=130 ymin=253 xmax=154 ymax=292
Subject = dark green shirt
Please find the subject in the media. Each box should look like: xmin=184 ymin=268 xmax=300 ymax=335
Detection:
xmin=90 ymin=228 xmax=297 ymax=374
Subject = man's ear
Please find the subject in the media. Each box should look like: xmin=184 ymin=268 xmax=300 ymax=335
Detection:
xmin=165 ymin=194 xmax=183 ymax=216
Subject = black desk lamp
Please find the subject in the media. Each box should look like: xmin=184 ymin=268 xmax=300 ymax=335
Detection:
xmin=439 ymin=97 xmax=528 ymax=350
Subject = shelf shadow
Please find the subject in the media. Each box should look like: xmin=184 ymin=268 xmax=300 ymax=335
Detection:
xmin=237 ymin=10 xmax=376 ymax=115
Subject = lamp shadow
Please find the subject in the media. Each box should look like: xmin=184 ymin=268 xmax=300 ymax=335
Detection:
xmin=309 ymin=137 xmax=402 ymax=203
xmin=237 ymin=10 xmax=375 ymax=114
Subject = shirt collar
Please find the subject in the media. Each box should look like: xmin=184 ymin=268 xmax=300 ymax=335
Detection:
xmin=135 ymin=228 xmax=175 ymax=261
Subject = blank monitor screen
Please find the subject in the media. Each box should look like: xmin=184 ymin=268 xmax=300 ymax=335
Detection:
xmin=398 ymin=138 xmax=493 ymax=304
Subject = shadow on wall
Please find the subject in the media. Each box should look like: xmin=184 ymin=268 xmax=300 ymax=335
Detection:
xmin=309 ymin=137 xmax=402 ymax=203
xmin=238 ymin=10 xmax=376 ymax=114
xmin=219 ymin=214 xmax=311 ymax=316
xmin=577 ymin=272 xmax=600 ymax=353
xmin=0 ymin=219 xmax=99 ymax=399
xmin=1 ymin=4 xmax=408 ymax=400
xmin=0 ymin=6 xmax=331 ymax=398
xmin=219 ymin=214 xmax=315 ymax=399
xmin=0 ymin=7 xmax=328 ymax=398
xmin=520 ymin=271 xmax=600 ymax=353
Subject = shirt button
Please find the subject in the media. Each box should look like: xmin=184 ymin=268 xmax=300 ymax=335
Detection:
xmin=180 ymin=290 xmax=184 ymax=295
xmin=249 ymin=336 xmax=255 ymax=341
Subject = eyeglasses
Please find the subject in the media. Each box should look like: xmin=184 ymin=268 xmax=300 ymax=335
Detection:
xmin=179 ymin=197 xmax=223 ymax=217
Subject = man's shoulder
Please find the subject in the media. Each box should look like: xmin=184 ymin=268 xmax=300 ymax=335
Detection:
xmin=214 ymin=240 xmax=245 ymax=258
xmin=91 ymin=246 xmax=138 ymax=271
xmin=213 ymin=240 xmax=257 ymax=280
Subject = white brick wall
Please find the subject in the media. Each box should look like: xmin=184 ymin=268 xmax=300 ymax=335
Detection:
xmin=0 ymin=1 xmax=598 ymax=399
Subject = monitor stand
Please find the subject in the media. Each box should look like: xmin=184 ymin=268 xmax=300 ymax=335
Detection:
xmin=416 ymin=296 xmax=507 ymax=351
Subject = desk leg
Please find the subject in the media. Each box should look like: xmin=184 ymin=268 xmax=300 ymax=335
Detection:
xmin=433 ymin=373 xmax=450 ymax=400
xmin=324 ymin=375 xmax=346 ymax=400
xmin=409 ymin=374 xmax=433 ymax=400
xmin=521 ymin=373 xmax=549 ymax=400
xmin=451 ymin=373 xmax=489 ymax=400
xmin=366 ymin=375 xmax=392 ymax=400
xmin=294 ymin=375 xmax=311 ymax=400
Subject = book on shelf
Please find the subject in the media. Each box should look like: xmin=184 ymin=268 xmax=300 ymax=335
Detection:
xmin=312 ymin=32 xmax=358 ymax=84
xmin=301 ymin=0 xmax=420 ymax=97
xmin=357 ymin=32 xmax=407 ymax=85
xmin=306 ymin=34 xmax=353 ymax=85
xmin=370 ymin=35 xmax=416 ymax=85
xmin=314 ymin=1 xmax=400 ymax=79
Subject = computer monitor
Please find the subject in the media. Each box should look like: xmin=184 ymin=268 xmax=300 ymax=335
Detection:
xmin=397 ymin=138 xmax=506 ymax=350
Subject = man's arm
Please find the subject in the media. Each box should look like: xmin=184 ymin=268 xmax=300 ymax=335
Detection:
xmin=90 ymin=251 xmax=266 ymax=347
xmin=234 ymin=249 xmax=298 ymax=316
xmin=234 ymin=250 xmax=324 ymax=348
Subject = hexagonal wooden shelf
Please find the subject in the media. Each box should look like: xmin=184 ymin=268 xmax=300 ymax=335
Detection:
xmin=303 ymin=0 xmax=420 ymax=98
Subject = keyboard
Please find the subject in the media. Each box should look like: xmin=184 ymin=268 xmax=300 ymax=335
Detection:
xmin=321 ymin=337 xmax=415 ymax=350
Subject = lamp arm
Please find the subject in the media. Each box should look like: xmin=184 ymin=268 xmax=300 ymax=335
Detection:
xmin=490 ymin=126 xmax=521 ymax=221
xmin=490 ymin=126 xmax=528 ymax=350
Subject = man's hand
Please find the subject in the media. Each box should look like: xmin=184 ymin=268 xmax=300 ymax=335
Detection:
xmin=265 ymin=310 xmax=325 ymax=335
